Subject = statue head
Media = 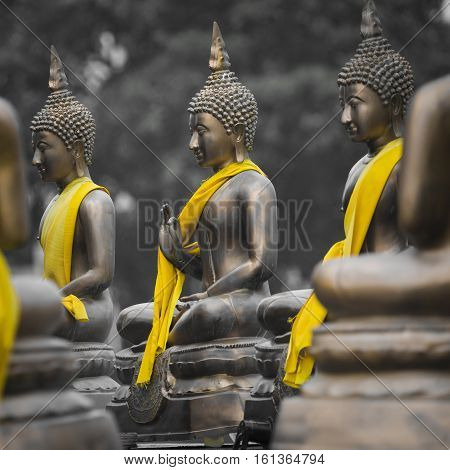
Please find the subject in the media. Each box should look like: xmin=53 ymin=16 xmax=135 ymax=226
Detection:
xmin=188 ymin=22 xmax=258 ymax=169
xmin=31 ymin=46 xmax=96 ymax=182
xmin=338 ymin=0 xmax=414 ymax=145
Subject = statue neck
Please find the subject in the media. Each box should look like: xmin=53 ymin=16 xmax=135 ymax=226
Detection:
xmin=56 ymin=167 xmax=91 ymax=193
xmin=366 ymin=127 xmax=399 ymax=158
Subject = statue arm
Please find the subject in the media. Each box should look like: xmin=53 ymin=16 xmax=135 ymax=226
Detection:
xmin=207 ymin=177 xmax=278 ymax=297
xmin=0 ymin=99 xmax=29 ymax=249
xmin=60 ymin=190 xmax=115 ymax=298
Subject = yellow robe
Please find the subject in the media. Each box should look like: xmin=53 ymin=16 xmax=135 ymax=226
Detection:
xmin=136 ymin=159 xmax=265 ymax=385
xmin=283 ymin=138 xmax=403 ymax=388
xmin=40 ymin=177 xmax=108 ymax=321
xmin=0 ymin=251 xmax=19 ymax=396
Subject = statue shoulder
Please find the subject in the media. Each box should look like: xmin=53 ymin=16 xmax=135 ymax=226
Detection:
xmin=79 ymin=188 xmax=115 ymax=221
xmin=239 ymin=170 xmax=276 ymax=201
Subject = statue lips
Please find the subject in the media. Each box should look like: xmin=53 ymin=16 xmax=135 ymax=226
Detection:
xmin=345 ymin=124 xmax=358 ymax=138
xmin=36 ymin=164 xmax=47 ymax=180
xmin=194 ymin=150 xmax=204 ymax=163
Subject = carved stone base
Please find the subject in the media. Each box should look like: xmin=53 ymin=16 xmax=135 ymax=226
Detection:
xmin=108 ymin=337 xmax=264 ymax=447
xmin=1 ymin=337 xmax=121 ymax=449
xmin=271 ymin=314 xmax=450 ymax=449
xmin=272 ymin=394 xmax=450 ymax=449
xmin=70 ymin=342 xmax=120 ymax=408
xmin=0 ymin=390 xmax=121 ymax=449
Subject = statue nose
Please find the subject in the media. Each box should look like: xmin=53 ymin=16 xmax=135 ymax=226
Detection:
xmin=32 ymin=150 xmax=42 ymax=166
xmin=189 ymin=133 xmax=199 ymax=151
xmin=340 ymin=106 xmax=352 ymax=126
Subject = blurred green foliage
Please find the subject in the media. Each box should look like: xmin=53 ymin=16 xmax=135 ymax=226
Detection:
xmin=1 ymin=0 xmax=448 ymax=308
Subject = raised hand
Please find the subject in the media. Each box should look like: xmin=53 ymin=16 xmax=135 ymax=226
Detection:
xmin=159 ymin=203 xmax=183 ymax=263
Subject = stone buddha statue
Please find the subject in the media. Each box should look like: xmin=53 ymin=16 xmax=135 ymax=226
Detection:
xmin=31 ymin=46 xmax=115 ymax=342
xmin=313 ymin=75 xmax=450 ymax=315
xmin=272 ymin=76 xmax=450 ymax=450
xmin=0 ymin=97 xmax=29 ymax=395
xmin=30 ymin=46 xmax=118 ymax=406
xmin=111 ymin=22 xmax=278 ymax=447
xmin=257 ymin=0 xmax=415 ymax=390
xmin=0 ymin=97 xmax=120 ymax=449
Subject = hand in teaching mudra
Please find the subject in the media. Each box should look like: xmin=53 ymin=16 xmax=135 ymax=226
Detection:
xmin=159 ymin=203 xmax=183 ymax=264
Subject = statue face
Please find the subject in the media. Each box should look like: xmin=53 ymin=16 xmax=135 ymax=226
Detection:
xmin=339 ymin=83 xmax=391 ymax=144
xmin=189 ymin=113 xmax=236 ymax=169
xmin=32 ymin=130 xmax=74 ymax=182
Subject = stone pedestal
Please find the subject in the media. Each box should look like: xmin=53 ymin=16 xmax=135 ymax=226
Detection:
xmin=70 ymin=342 xmax=120 ymax=409
xmin=271 ymin=314 xmax=450 ymax=449
xmin=0 ymin=336 xmax=121 ymax=449
xmin=108 ymin=337 xmax=264 ymax=448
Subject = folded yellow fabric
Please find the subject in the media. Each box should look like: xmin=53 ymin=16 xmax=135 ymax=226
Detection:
xmin=284 ymin=138 xmax=403 ymax=388
xmin=136 ymin=159 xmax=265 ymax=385
xmin=0 ymin=250 xmax=19 ymax=396
xmin=40 ymin=176 xmax=108 ymax=322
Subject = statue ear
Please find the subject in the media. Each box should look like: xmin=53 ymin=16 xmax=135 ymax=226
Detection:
xmin=72 ymin=140 xmax=86 ymax=177
xmin=391 ymin=94 xmax=403 ymax=138
xmin=233 ymin=123 xmax=246 ymax=163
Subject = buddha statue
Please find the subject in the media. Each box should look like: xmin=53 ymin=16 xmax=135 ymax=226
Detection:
xmin=272 ymin=76 xmax=450 ymax=450
xmin=313 ymin=75 xmax=450 ymax=315
xmin=0 ymin=97 xmax=120 ymax=449
xmin=110 ymin=22 xmax=278 ymax=447
xmin=0 ymin=97 xmax=29 ymax=396
xmin=30 ymin=46 xmax=118 ymax=406
xmin=257 ymin=0 xmax=415 ymax=390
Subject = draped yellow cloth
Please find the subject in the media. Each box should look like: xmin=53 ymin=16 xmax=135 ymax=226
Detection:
xmin=40 ymin=176 xmax=108 ymax=321
xmin=136 ymin=159 xmax=265 ymax=385
xmin=283 ymin=138 xmax=403 ymax=388
xmin=0 ymin=250 xmax=19 ymax=396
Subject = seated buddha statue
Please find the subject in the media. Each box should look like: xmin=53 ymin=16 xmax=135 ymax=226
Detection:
xmin=313 ymin=75 xmax=450 ymax=315
xmin=0 ymin=96 xmax=29 ymax=395
xmin=132 ymin=20 xmax=277 ymax=382
xmin=258 ymin=0 xmax=415 ymax=389
xmin=111 ymin=23 xmax=277 ymax=443
xmin=30 ymin=46 xmax=115 ymax=344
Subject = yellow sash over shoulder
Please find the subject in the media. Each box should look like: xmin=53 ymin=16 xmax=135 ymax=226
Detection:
xmin=0 ymin=250 xmax=19 ymax=395
xmin=40 ymin=176 xmax=109 ymax=322
xmin=283 ymin=138 xmax=403 ymax=388
xmin=136 ymin=159 xmax=265 ymax=385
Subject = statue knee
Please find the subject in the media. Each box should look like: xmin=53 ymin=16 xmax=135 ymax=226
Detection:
xmin=117 ymin=303 xmax=154 ymax=345
xmin=257 ymin=297 xmax=273 ymax=330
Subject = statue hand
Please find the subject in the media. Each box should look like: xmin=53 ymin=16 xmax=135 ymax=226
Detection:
xmin=179 ymin=292 xmax=208 ymax=303
xmin=159 ymin=203 xmax=182 ymax=261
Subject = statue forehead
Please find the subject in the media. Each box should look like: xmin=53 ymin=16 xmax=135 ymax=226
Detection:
xmin=340 ymin=83 xmax=381 ymax=102
xmin=189 ymin=112 xmax=225 ymax=130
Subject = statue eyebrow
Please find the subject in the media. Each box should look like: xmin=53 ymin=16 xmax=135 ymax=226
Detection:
xmin=347 ymin=94 xmax=364 ymax=102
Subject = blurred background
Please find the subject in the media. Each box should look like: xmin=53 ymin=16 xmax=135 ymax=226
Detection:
xmin=1 ymin=0 xmax=449 ymax=311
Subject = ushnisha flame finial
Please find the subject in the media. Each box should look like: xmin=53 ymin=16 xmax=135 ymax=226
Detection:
xmin=209 ymin=21 xmax=231 ymax=72
xmin=188 ymin=21 xmax=258 ymax=152
xmin=48 ymin=45 xmax=69 ymax=92
xmin=360 ymin=0 xmax=383 ymax=39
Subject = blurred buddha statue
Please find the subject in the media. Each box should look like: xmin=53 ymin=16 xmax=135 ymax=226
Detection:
xmin=31 ymin=46 xmax=115 ymax=344
xmin=0 ymin=97 xmax=29 ymax=395
xmin=30 ymin=46 xmax=118 ymax=406
xmin=313 ymin=75 xmax=450 ymax=315
xmin=112 ymin=22 xmax=277 ymax=445
xmin=257 ymin=0 xmax=415 ymax=389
